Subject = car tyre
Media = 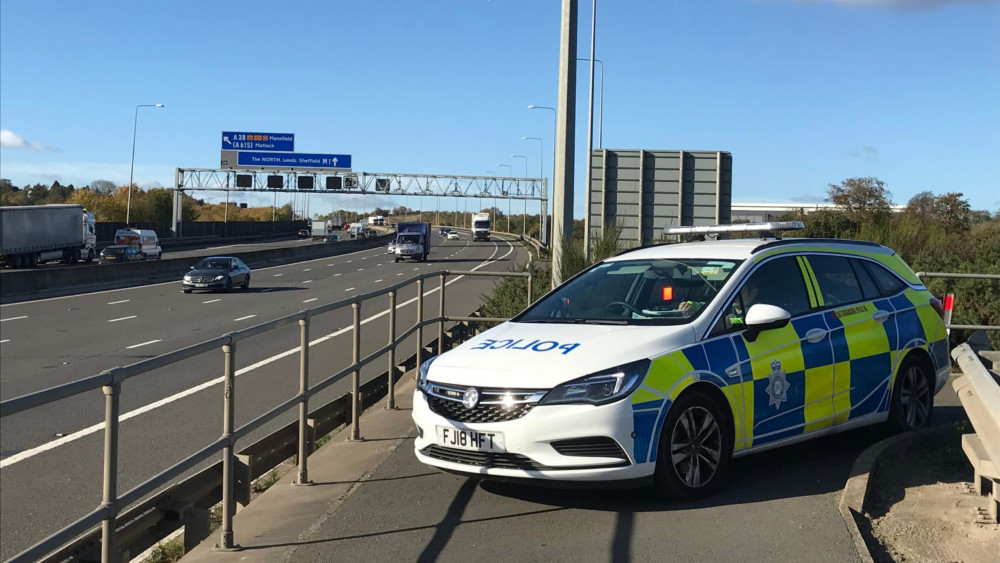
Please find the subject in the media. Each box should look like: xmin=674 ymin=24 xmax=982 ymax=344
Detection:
xmin=653 ymin=390 xmax=732 ymax=501
xmin=183 ymin=288 xmax=192 ymax=294
xmin=224 ymin=278 xmax=233 ymax=293
xmin=85 ymin=248 xmax=95 ymax=263
xmin=886 ymin=356 xmax=934 ymax=433
xmin=242 ymin=275 xmax=250 ymax=290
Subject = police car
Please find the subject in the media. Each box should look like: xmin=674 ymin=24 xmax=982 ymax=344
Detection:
xmin=412 ymin=222 xmax=949 ymax=499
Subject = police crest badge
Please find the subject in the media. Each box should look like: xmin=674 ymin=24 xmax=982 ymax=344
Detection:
xmin=766 ymin=359 xmax=790 ymax=409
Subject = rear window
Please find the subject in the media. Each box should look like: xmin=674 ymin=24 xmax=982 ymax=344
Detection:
xmin=861 ymin=261 xmax=908 ymax=296
xmin=808 ymin=255 xmax=864 ymax=307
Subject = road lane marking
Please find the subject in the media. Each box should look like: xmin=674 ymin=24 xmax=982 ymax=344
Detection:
xmin=327 ymin=264 xmax=335 ymax=267
xmin=234 ymin=315 xmax=257 ymax=321
xmin=334 ymin=273 xmax=341 ymax=277
xmin=303 ymin=280 xmax=313 ymax=284
xmin=397 ymin=272 xmax=404 ymax=276
xmin=374 ymin=279 xmax=383 ymax=283
xmin=126 ymin=340 xmax=162 ymax=349
xmin=357 ymin=268 xmax=364 ymax=271
xmin=303 ymin=268 xmax=312 ymax=272
xmin=273 ymin=273 xmax=283 ymax=277
xmin=0 ymin=316 xmax=28 ymax=322
xmin=0 ymin=239 xmax=517 ymax=469
xmin=202 ymin=299 xmax=221 ymax=304
xmin=344 ymin=287 xmax=356 ymax=292
xmin=0 ymin=339 xmax=10 ymax=344
xmin=107 ymin=316 xmax=137 ymax=323
xmin=413 ymin=268 xmax=419 ymax=271
xmin=303 ymin=298 xmax=318 ymax=303
xmin=107 ymin=300 xmax=130 ymax=305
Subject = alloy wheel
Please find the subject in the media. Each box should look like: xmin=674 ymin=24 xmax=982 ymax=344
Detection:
xmin=899 ymin=366 xmax=931 ymax=429
xmin=669 ymin=406 xmax=723 ymax=488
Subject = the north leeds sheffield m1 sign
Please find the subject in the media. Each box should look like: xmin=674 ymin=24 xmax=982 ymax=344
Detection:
xmin=236 ymin=151 xmax=352 ymax=170
xmin=222 ymin=132 xmax=295 ymax=151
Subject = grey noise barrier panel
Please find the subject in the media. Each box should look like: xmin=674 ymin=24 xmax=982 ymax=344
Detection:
xmin=589 ymin=149 xmax=732 ymax=247
xmin=0 ymin=235 xmax=395 ymax=300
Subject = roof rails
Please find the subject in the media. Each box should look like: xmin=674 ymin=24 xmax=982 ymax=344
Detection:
xmin=663 ymin=221 xmax=804 ymax=241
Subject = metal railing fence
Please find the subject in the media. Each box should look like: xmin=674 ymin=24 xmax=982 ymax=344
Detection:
xmin=0 ymin=267 xmax=533 ymax=563
xmin=915 ymin=272 xmax=1000 ymax=332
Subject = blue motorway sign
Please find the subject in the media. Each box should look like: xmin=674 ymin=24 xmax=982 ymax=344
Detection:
xmin=222 ymin=132 xmax=294 ymax=151
xmin=237 ymin=151 xmax=352 ymax=169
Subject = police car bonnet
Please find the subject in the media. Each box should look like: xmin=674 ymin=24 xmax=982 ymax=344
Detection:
xmin=431 ymin=322 xmax=693 ymax=389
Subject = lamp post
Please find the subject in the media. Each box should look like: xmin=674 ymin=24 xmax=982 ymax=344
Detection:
xmin=577 ymin=58 xmax=604 ymax=149
xmin=512 ymin=155 xmax=528 ymax=236
xmin=498 ymin=164 xmax=512 ymax=233
xmin=521 ymin=136 xmax=544 ymax=241
xmin=581 ymin=0 xmax=597 ymax=260
xmin=528 ymin=105 xmax=556 ymax=246
xmin=127 ymin=103 xmax=164 ymax=224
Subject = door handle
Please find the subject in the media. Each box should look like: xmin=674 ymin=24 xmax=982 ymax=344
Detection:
xmin=873 ymin=310 xmax=891 ymax=323
xmin=805 ymin=328 xmax=827 ymax=343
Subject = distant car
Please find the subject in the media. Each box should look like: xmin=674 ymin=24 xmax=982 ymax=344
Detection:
xmin=447 ymin=231 xmax=460 ymax=240
xmin=323 ymin=234 xmax=342 ymax=243
xmin=182 ymin=256 xmax=251 ymax=293
xmin=439 ymin=227 xmax=450 ymax=235
xmin=297 ymin=229 xmax=310 ymax=239
xmin=99 ymin=245 xmax=144 ymax=264
xmin=342 ymin=223 xmax=352 ymax=230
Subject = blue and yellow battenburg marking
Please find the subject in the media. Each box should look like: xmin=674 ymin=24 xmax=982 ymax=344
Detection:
xmin=627 ymin=256 xmax=947 ymax=464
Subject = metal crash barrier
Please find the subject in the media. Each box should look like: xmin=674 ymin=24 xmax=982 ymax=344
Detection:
xmin=951 ymin=344 xmax=1000 ymax=523
xmin=915 ymin=272 xmax=1000 ymax=332
xmin=0 ymin=266 xmax=533 ymax=563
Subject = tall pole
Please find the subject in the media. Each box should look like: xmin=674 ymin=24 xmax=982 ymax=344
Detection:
xmin=577 ymin=58 xmax=604 ymax=149
xmin=528 ymin=106 xmax=557 ymax=245
xmin=498 ymin=164 xmax=512 ymax=234
xmin=583 ymin=0 xmax=597 ymax=261
xmin=512 ymin=155 xmax=528 ymax=237
xmin=553 ymin=0 xmax=577 ymax=288
xmin=522 ymin=137 xmax=544 ymax=240
xmin=127 ymin=103 xmax=163 ymax=224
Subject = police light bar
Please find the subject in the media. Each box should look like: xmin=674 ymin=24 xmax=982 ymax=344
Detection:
xmin=663 ymin=221 xmax=804 ymax=236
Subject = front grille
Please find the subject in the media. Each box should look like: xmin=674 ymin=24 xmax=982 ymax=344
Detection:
xmin=551 ymin=437 xmax=628 ymax=460
xmin=421 ymin=445 xmax=546 ymax=470
xmin=427 ymin=396 xmax=534 ymax=423
xmin=425 ymin=382 xmax=546 ymax=423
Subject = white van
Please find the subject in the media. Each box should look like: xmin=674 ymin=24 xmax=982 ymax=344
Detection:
xmin=114 ymin=229 xmax=162 ymax=260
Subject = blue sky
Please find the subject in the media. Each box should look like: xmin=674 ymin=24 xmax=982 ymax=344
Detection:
xmin=1 ymin=0 xmax=998 ymax=218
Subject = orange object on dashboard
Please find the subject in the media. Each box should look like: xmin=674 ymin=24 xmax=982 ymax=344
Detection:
xmin=662 ymin=287 xmax=673 ymax=301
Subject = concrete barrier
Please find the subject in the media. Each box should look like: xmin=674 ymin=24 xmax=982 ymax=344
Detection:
xmin=0 ymin=235 xmax=393 ymax=301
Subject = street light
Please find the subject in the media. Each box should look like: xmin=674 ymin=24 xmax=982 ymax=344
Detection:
xmin=127 ymin=103 xmax=164 ymax=224
xmin=521 ymin=136 xmax=544 ymax=241
xmin=498 ymin=164 xmax=513 ymax=233
xmin=577 ymin=58 xmax=604 ymax=149
xmin=527 ymin=105 xmax=557 ymax=186
xmin=511 ymin=155 xmax=528 ymax=236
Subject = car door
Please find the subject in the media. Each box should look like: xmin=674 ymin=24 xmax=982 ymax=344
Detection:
xmin=804 ymin=254 xmax=898 ymax=425
xmin=230 ymin=259 xmax=243 ymax=284
xmin=719 ymin=255 xmax=835 ymax=447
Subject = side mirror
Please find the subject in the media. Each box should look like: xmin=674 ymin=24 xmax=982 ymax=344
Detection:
xmin=743 ymin=304 xmax=791 ymax=343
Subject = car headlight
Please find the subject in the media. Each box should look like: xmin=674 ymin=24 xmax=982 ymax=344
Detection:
xmin=539 ymin=359 xmax=651 ymax=406
xmin=213 ymin=275 xmax=225 ymax=281
xmin=183 ymin=275 xmax=192 ymax=281
xmin=417 ymin=357 xmax=437 ymax=392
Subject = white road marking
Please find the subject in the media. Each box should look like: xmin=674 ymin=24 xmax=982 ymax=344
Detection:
xmin=107 ymin=300 xmax=130 ymax=305
xmin=397 ymin=272 xmax=404 ymax=276
xmin=413 ymin=268 xmax=419 ymax=271
xmin=273 ymin=273 xmax=283 ymax=277
xmin=303 ymin=280 xmax=313 ymax=284
xmin=126 ymin=340 xmax=162 ymax=349
xmin=346 ymin=260 xmax=352 ymax=263
xmin=234 ymin=315 xmax=257 ymax=321
xmin=0 ymin=316 xmax=28 ymax=322
xmin=0 ymin=239 xmax=517 ymax=469
xmin=303 ymin=298 xmax=318 ymax=303
xmin=303 ymin=268 xmax=312 ymax=272
xmin=344 ymin=287 xmax=356 ymax=292
xmin=327 ymin=263 xmax=335 ymax=267
xmin=357 ymin=268 xmax=364 ymax=272
xmin=334 ymin=273 xmax=342 ymax=277
xmin=374 ymin=279 xmax=383 ymax=283
xmin=202 ymin=299 xmax=221 ymax=304
xmin=107 ymin=316 xmax=137 ymax=323
xmin=0 ymin=339 xmax=10 ymax=344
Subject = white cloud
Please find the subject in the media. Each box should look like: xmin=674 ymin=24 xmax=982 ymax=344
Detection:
xmin=0 ymin=129 xmax=48 ymax=150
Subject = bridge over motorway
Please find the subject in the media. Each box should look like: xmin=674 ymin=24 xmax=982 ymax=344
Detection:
xmin=0 ymin=230 xmax=971 ymax=563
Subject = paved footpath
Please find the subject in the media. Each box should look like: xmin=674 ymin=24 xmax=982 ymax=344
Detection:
xmin=182 ymin=373 xmax=901 ymax=563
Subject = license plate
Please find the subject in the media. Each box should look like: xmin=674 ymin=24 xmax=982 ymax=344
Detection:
xmin=195 ymin=283 xmax=208 ymax=288
xmin=436 ymin=426 xmax=505 ymax=452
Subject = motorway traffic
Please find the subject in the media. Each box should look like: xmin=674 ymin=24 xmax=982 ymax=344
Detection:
xmin=0 ymin=231 xmax=527 ymax=561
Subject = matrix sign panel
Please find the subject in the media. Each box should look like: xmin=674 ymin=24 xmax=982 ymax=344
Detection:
xmin=222 ymin=132 xmax=295 ymax=152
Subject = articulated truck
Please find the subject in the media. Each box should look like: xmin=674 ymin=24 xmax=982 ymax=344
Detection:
xmin=0 ymin=204 xmax=97 ymax=268
xmin=472 ymin=212 xmax=491 ymax=242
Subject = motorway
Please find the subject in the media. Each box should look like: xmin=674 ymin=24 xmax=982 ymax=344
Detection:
xmin=0 ymin=231 xmax=526 ymax=561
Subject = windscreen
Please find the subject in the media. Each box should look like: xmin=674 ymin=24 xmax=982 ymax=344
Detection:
xmin=195 ymin=258 xmax=230 ymax=270
xmin=515 ymin=258 xmax=742 ymax=325
xmin=473 ymin=220 xmax=490 ymax=229
xmin=398 ymin=234 xmax=420 ymax=244
xmin=104 ymin=247 xmax=126 ymax=255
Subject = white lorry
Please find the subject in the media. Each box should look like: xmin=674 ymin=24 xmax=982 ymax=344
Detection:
xmin=0 ymin=204 xmax=97 ymax=268
xmin=349 ymin=219 xmax=370 ymax=238
xmin=311 ymin=220 xmax=338 ymax=241
xmin=472 ymin=212 xmax=491 ymax=242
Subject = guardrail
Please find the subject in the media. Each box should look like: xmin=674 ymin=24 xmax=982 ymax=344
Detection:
xmin=0 ymin=267 xmax=533 ymax=563
xmin=915 ymin=272 xmax=1000 ymax=332
xmin=951 ymin=343 xmax=1000 ymax=523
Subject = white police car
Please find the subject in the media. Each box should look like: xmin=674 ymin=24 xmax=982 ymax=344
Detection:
xmin=412 ymin=222 xmax=949 ymax=499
